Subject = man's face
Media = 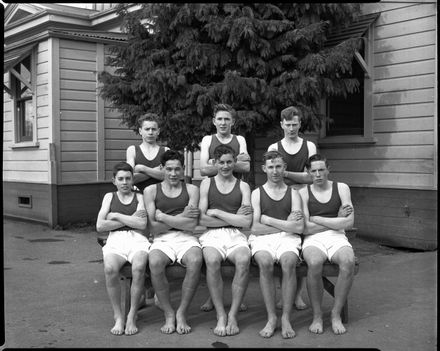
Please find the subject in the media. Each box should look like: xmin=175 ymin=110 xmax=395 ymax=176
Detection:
xmin=139 ymin=120 xmax=159 ymax=143
xmin=263 ymin=157 xmax=286 ymax=183
xmin=308 ymin=160 xmax=329 ymax=184
xmin=281 ymin=116 xmax=301 ymax=139
xmin=215 ymin=153 xmax=235 ymax=177
xmin=213 ymin=111 xmax=234 ymax=136
xmin=163 ymin=159 xmax=183 ymax=185
xmin=113 ymin=170 xmax=133 ymax=194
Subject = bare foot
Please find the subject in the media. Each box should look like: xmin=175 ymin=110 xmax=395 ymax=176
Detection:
xmin=226 ymin=314 xmax=240 ymax=336
xmin=239 ymin=302 xmax=248 ymax=312
xmin=294 ymin=295 xmax=308 ymax=310
xmin=176 ymin=310 xmax=191 ymax=334
xmin=200 ymin=297 xmax=214 ymax=312
xmin=331 ymin=314 xmax=346 ymax=335
xmin=110 ymin=317 xmax=125 ymax=335
xmin=161 ymin=313 xmax=176 ymax=334
xmin=309 ymin=316 xmax=323 ymax=334
xmin=213 ymin=315 xmax=227 ymax=336
xmin=281 ymin=316 xmax=295 ymax=339
xmin=125 ymin=313 xmax=138 ymax=335
xmin=259 ymin=318 xmax=277 ymax=338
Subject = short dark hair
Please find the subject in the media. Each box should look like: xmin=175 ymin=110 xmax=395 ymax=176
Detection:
xmin=262 ymin=150 xmax=285 ymax=164
xmin=113 ymin=161 xmax=133 ymax=177
xmin=137 ymin=112 xmax=160 ymax=129
xmin=213 ymin=144 xmax=236 ymax=161
xmin=213 ymin=103 xmax=236 ymax=120
xmin=306 ymin=154 xmax=329 ymax=170
xmin=161 ymin=149 xmax=184 ymax=167
xmin=280 ymin=106 xmax=303 ymax=122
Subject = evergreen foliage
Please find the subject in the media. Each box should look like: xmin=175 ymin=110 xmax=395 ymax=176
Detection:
xmin=99 ymin=3 xmax=362 ymax=151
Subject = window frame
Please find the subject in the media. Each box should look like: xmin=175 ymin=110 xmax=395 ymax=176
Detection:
xmin=318 ymin=23 xmax=377 ymax=148
xmin=9 ymin=48 xmax=39 ymax=149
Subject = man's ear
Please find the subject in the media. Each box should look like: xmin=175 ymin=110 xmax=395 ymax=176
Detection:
xmin=261 ymin=164 xmax=266 ymax=173
xmin=112 ymin=177 xmax=116 ymax=186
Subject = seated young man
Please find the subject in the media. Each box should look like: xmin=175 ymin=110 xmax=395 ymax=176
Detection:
xmin=198 ymin=144 xmax=253 ymax=336
xmin=143 ymin=150 xmax=203 ymax=335
xmin=96 ymin=162 xmax=150 ymax=336
xmin=249 ymin=151 xmax=304 ymax=339
xmin=298 ymin=154 xmax=355 ymax=335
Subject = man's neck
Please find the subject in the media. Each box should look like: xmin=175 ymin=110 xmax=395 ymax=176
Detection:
xmin=311 ymin=180 xmax=331 ymax=192
xmin=265 ymin=180 xmax=287 ymax=190
xmin=216 ymin=132 xmax=232 ymax=141
xmin=283 ymin=135 xmax=301 ymax=144
xmin=215 ymin=173 xmax=235 ymax=183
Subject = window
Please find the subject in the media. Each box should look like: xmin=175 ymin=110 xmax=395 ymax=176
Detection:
xmin=319 ymin=13 xmax=379 ymax=147
xmin=9 ymin=50 xmax=38 ymax=148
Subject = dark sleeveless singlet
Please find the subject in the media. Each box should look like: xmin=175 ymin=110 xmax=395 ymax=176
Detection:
xmin=307 ymin=182 xmax=341 ymax=218
xmin=208 ymin=178 xmax=242 ymax=228
xmin=109 ymin=192 xmax=138 ymax=231
xmin=208 ymin=134 xmax=244 ymax=179
xmin=155 ymin=183 xmax=189 ymax=216
xmin=277 ymin=139 xmax=309 ymax=173
xmin=134 ymin=145 xmax=166 ymax=192
xmin=259 ymin=186 xmax=291 ymax=220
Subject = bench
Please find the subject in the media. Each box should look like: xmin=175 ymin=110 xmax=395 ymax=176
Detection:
xmin=97 ymin=228 xmax=359 ymax=323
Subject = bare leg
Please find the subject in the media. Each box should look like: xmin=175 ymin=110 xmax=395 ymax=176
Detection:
xmin=294 ymin=277 xmax=308 ymax=310
xmin=176 ymin=247 xmax=203 ymax=334
xmin=330 ymin=246 xmax=355 ymax=335
xmin=303 ymin=246 xmax=327 ymax=334
xmin=103 ymin=254 xmax=127 ymax=335
xmin=254 ymin=251 xmax=277 ymax=338
xmin=201 ymin=296 xmax=247 ymax=312
xmin=149 ymin=249 xmax=176 ymax=334
xmin=125 ymin=251 xmax=148 ymax=335
xmin=225 ymin=246 xmax=251 ymax=336
xmin=279 ymin=252 xmax=298 ymax=339
xmin=203 ymin=247 xmax=227 ymax=336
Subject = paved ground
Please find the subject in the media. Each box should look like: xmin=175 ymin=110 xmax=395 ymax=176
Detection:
xmin=2 ymin=218 xmax=437 ymax=350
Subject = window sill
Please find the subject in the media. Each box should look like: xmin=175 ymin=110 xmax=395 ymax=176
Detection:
xmin=11 ymin=141 xmax=40 ymax=149
xmin=318 ymin=135 xmax=377 ymax=148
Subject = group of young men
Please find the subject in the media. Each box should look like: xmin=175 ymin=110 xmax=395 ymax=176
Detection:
xmin=96 ymin=104 xmax=356 ymax=339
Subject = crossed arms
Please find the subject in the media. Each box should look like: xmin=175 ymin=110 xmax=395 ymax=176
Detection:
xmin=96 ymin=193 xmax=147 ymax=233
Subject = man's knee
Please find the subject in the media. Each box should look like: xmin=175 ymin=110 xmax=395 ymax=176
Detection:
xmin=256 ymin=257 xmax=274 ymax=273
xmin=149 ymin=253 xmax=168 ymax=273
xmin=104 ymin=263 xmax=120 ymax=277
xmin=183 ymin=251 xmax=203 ymax=270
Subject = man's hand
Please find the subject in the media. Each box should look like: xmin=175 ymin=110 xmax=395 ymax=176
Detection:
xmin=206 ymin=209 xmax=218 ymax=217
xmin=133 ymin=210 xmax=147 ymax=218
xmin=236 ymin=153 xmax=250 ymax=162
xmin=155 ymin=209 xmax=164 ymax=221
xmin=182 ymin=205 xmax=200 ymax=219
xmin=287 ymin=210 xmax=303 ymax=221
xmin=260 ymin=214 xmax=270 ymax=225
xmin=236 ymin=205 xmax=253 ymax=216
xmin=338 ymin=204 xmax=354 ymax=217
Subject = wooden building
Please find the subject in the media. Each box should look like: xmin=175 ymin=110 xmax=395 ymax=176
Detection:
xmin=3 ymin=3 xmax=437 ymax=250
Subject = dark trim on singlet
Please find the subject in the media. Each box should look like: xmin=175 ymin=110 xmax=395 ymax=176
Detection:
xmin=134 ymin=145 xmax=166 ymax=192
xmin=277 ymin=139 xmax=309 ymax=172
xmin=307 ymin=182 xmax=341 ymax=218
xmin=109 ymin=192 xmax=138 ymax=231
xmin=207 ymin=177 xmax=242 ymax=228
xmin=259 ymin=185 xmax=291 ymax=220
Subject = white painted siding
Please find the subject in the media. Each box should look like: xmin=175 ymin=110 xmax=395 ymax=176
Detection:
xmin=2 ymin=41 xmax=50 ymax=183
xmin=323 ymin=1 xmax=437 ymax=190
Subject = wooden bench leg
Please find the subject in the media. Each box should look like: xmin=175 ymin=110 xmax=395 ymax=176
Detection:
xmin=120 ymin=275 xmax=132 ymax=318
xmin=322 ymin=277 xmax=348 ymax=323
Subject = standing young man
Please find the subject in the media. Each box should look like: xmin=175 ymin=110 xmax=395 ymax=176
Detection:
xmin=144 ymin=150 xmax=203 ymax=334
xmin=199 ymin=103 xmax=251 ymax=312
xmin=298 ymin=154 xmax=355 ymax=335
xmin=198 ymin=145 xmax=253 ymax=336
xmin=126 ymin=113 xmax=169 ymax=193
xmin=96 ymin=162 xmax=150 ymax=336
xmin=249 ymin=151 xmax=304 ymax=339
xmin=199 ymin=103 xmax=250 ymax=178
xmin=267 ymin=105 xmax=317 ymax=310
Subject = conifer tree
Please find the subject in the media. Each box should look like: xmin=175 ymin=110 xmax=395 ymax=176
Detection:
xmin=99 ymin=3 xmax=362 ymax=152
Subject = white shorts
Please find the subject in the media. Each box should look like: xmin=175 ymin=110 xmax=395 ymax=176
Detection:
xmin=150 ymin=231 xmax=201 ymax=265
xmin=302 ymin=229 xmax=352 ymax=262
xmin=248 ymin=232 xmax=302 ymax=263
xmin=102 ymin=230 xmax=151 ymax=264
xmin=199 ymin=227 xmax=250 ymax=261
